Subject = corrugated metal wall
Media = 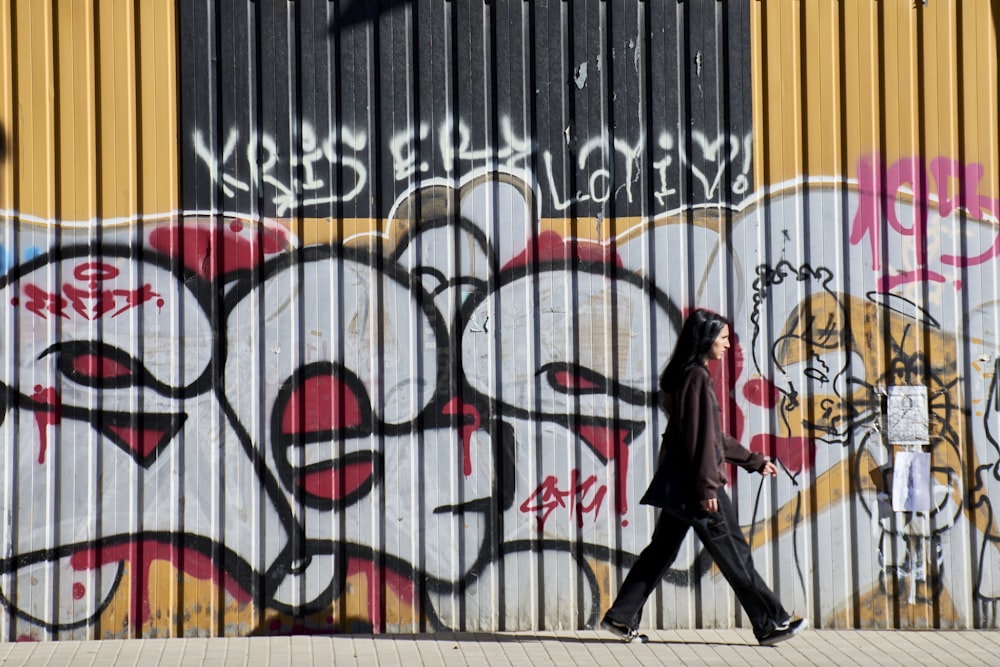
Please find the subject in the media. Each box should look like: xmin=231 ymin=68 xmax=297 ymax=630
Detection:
xmin=0 ymin=0 xmax=997 ymax=641
xmin=749 ymin=0 xmax=1000 ymax=631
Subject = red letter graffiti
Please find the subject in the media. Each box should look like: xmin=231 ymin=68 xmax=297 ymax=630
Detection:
xmin=73 ymin=262 xmax=120 ymax=286
xmin=20 ymin=284 xmax=71 ymax=319
xmin=520 ymin=471 xmax=608 ymax=532
xmin=16 ymin=275 xmax=163 ymax=321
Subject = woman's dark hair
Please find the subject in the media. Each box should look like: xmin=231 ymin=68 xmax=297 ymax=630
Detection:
xmin=658 ymin=309 xmax=729 ymax=394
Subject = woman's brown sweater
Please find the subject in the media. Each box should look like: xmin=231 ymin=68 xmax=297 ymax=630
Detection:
xmin=660 ymin=365 xmax=765 ymax=503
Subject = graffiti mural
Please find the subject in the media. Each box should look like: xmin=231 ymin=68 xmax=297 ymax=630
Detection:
xmin=0 ymin=173 xmax=686 ymax=638
xmin=3 ymin=0 xmax=999 ymax=643
xmin=713 ymin=178 xmax=1000 ymax=629
xmin=4 ymin=156 xmax=999 ymax=637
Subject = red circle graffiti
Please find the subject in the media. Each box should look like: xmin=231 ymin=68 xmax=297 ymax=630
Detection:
xmin=743 ymin=378 xmax=780 ymax=409
xmin=72 ymin=582 xmax=86 ymax=600
xmin=73 ymin=262 xmax=120 ymax=288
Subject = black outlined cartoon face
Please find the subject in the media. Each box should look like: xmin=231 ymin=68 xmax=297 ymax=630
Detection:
xmin=0 ymin=246 xmax=285 ymax=634
xmin=459 ymin=261 xmax=678 ymax=541
xmin=224 ymin=246 xmax=492 ymax=612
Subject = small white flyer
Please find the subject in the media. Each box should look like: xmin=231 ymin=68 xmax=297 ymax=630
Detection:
xmin=886 ymin=385 xmax=929 ymax=445
xmin=892 ymin=450 xmax=931 ymax=513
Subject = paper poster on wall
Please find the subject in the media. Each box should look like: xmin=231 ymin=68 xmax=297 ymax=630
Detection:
xmin=892 ymin=450 xmax=931 ymax=513
xmin=886 ymin=385 xmax=929 ymax=445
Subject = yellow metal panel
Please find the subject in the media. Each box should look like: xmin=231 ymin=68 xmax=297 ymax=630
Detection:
xmin=15 ymin=0 xmax=58 ymax=222
xmin=6 ymin=0 xmax=176 ymax=225
xmin=137 ymin=0 xmax=178 ymax=219
xmin=0 ymin=1 xmax=12 ymax=215
xmin=58 ymin=0 xmax=97 ymax=221
xmin=97 ymin=0 xmax=137 ymax=220
xmin=752 ymin=0 xmax=999 ymax=208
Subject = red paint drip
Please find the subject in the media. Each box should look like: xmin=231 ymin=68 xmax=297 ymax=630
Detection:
xmin=442 ymin=398 xmax=482 ymax=477
xmin=69 ymin=540 xmax=252 ymax=625
xmin=30 ymin=385 xmax=61 ymax=465
xmin=750 ymin=434 xmax=816 ymax=474
xmin=576 ymin=425 xmax=631 ymax=514
xmin=502 ymin=231 xmax=623 ymax=271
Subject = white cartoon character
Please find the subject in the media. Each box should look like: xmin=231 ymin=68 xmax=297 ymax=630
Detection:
xmin=0 ymin=245 xmax=286 ymax=638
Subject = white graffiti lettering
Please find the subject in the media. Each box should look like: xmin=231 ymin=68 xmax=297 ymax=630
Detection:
xmin=196 ymin=118 xmax=751 ymax=215
xmin=192 ymin=121 xmax=369 ymax=216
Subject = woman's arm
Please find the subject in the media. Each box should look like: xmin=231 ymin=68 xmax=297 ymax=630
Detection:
xmin=721 ymin=432 xmax=766 ymax=472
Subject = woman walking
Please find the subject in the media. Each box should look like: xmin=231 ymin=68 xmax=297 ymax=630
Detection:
xmin=601 ymin=309 xmax=805 ymax=647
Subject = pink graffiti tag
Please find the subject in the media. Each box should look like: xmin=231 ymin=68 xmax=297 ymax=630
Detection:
xmin=520 ymin=471 xmax=608 ymax=532
xmin=16 ymin=262 xmax=164 ymax=320
xmin=29 ymin=385 xmax=61 ymax=465
xmin=851 ymin=154 xmax=1000 ymax=290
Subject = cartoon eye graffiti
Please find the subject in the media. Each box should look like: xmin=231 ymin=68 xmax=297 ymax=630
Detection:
xmin=542 ymin=363 xmax=606 ymax=395
xmin=540 ymin=362 xmax=652 ymax=406
xmin=270 ymin=362 xmax=377 ymax=509
xmin=46 ymin=342 xmax=148 ymax=390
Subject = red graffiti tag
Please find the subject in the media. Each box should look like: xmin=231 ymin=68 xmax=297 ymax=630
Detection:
xmin=18 ymin=279 xmax=163 ymax=321
xmin=519 ymin=471 xmax=608 ymax=532
xmin=299 ymin=457 xmax=375 ymax=502
xmin=851 ymin=154 xmax=1000 ymax=290
xmin=29 ymin=385 xmax=61 ymax=464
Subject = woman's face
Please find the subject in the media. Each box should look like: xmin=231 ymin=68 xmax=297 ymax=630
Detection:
xmin=708 ymin=324 xmax=731 ymax=361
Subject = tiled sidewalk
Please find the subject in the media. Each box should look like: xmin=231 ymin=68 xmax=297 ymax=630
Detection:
xmin=0 ymin=628 xmax=998 ymax=666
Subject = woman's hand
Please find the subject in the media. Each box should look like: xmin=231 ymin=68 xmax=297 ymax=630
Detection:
xmin=700 ymin=498 xmax=718 ymax=513
xmin=760 ymin=461 xmax=778 ymax=477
